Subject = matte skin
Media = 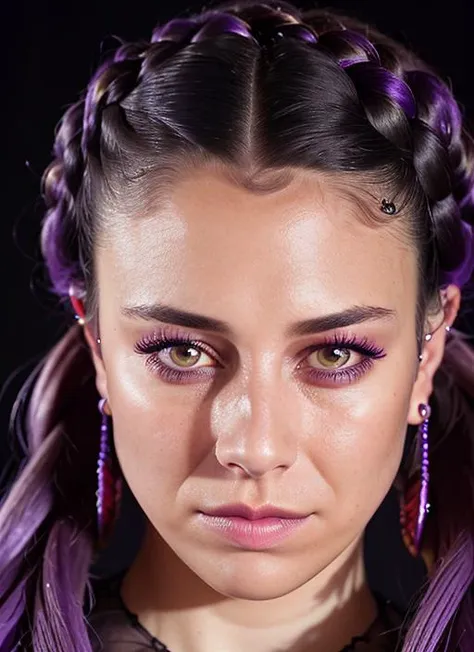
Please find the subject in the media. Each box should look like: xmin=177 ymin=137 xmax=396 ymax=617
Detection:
xmin=85 ymin=167 xmax=460 ymax=652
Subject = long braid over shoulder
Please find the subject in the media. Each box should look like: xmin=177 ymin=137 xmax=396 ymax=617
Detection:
xmin=1 ymin=2 xmax=474 ymax=650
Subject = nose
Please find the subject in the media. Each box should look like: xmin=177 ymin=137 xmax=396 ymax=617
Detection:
xmin=212 ymin=373 xmax=298 ymax=478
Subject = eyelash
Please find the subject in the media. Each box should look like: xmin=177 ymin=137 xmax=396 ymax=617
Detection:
xmin=134 ymin=327 xmax=387 ymax=386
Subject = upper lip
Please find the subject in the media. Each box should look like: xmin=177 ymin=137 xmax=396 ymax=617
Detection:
xmin=200 ymin=504 xmax=308 ymax=520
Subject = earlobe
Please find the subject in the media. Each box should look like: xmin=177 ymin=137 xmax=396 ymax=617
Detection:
xmin=407 ymin=360 xmax=433 ymax=426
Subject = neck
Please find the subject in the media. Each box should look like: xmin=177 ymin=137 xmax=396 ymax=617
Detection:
xmin=121 ymin=525 xmax=378 ymax=652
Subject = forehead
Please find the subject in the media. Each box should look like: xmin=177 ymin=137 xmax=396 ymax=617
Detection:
xmin=96 ymin=168 xmax=417 ymax=323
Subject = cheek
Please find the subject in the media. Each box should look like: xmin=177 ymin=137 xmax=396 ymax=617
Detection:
xmin=106 ymin=358 xmax=213 ymax=501
xmin=305 ymin=367 xmax=414 ymax=527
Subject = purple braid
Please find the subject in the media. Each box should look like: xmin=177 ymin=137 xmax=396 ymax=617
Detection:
xmin=2 ymin=3 xmax=474 ymax=652
xmin=43 ymin=6 xmax=474 ymax=300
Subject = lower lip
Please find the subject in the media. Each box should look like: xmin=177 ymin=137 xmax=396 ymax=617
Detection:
xmin=197 ymin=513 xmax=309 ymax=550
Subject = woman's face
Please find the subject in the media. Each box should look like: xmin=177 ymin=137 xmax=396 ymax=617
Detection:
xmin=93 ymin=167 xmax=421 ymax=600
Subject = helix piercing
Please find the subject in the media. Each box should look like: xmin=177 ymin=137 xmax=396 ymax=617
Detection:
xmin=424 ymin=324 xmax=451 ymax=342
xmin=419 ymin=324 xmax=451 ymax=361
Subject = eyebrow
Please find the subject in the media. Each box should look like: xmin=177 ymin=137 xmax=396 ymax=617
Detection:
xmin=121 ymin=303 xmax=396 ymax=337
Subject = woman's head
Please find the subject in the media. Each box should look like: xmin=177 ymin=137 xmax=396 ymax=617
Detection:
xmin=86 ymin=165 xmax=436 ymax=601
xmin=47 ymin=0 xmax=471 ymax=584
xmin=2 ymin=2 xmax=474 ymax=650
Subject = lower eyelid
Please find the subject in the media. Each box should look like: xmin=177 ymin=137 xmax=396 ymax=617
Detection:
xmin=146 ymin=354 xmax=375 ymax=386
xmin=145 ymin=354 xmax=216 ymax=379
xmin=301 ymin=357 xmax=375 ymax=385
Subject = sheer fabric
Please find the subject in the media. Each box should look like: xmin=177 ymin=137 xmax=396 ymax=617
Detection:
xmin=87 ymin=572 xmax=405 ymax=652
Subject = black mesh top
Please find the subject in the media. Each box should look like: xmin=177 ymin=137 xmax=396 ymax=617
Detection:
xmin=87 ymin=572 xmax=405 ymax=652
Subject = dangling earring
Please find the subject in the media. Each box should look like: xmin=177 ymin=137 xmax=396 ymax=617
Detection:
xmin=96 ymin=398 xmax=123 ymax=549
xmin=399 ymin=402 xmax=431 ymax=556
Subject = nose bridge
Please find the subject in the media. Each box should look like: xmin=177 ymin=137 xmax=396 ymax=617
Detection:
xmin=213 ymin=359 xmax=297 ymax=476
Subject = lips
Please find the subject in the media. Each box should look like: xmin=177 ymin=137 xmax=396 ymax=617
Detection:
xmin=197 ymin=503 xmax=311 ymax=550
xmin=202 ymin=503 xmax=308 ymax=520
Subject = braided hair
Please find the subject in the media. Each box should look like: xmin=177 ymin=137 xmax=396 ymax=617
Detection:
xmin=1 ymin=2 xmax=474 ymax=650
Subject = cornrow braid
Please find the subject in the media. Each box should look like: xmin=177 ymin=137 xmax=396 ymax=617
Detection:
xmin=45 ymin=2 xmax=474 ymax=295
xmin=302 ymin=8 xmax=474 ymax=286
xmin=243 ymin=6 xmax=474 ymax=287
xmin=41 ymin=99 xmax=86 ymax=297
xmin=41 ymin=12 xmax=259 ymax=300
xmin=406 ymin=69 xmax=474 ymax=286
xmin=82 ymin=13 xmax=264 ymax=160
xmin=239 ymin=5 xmax=473 ymax=287
xmin=45 ymin=3 xmax=474 ymax=301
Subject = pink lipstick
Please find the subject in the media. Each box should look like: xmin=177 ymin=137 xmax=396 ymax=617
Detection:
xmin=197 ymin=504 xmax=310 ymax=550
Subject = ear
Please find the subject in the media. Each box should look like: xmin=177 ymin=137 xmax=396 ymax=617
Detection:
xmin=407 ymin=284 xmax=461 ymax=425
xmin=69 ymin=288 xmax=109 ymax=401
xmin=82 ymin=324 xmax=109 ymax=401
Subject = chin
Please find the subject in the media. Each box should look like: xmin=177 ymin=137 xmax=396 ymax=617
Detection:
xmin=195 ymin=554 xmax=319 ymax=601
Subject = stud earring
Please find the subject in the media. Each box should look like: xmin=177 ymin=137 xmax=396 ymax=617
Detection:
xmin=420 ymin=324 xmax=451 ymax=359
xmin=424 ymin=324 xmax=452 ymax=342
xmin=96 ymin=398 xmax=123 ymax=549
xmin=399 ymin=402 xmax=431 ymax=556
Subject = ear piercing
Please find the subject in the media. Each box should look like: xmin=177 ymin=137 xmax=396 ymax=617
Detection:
xmin=424 ymin=324 xmax=451 ymax=342
xmin=69 ymin=285 xmax=86 ymax=326
xmin=399 ymin=401 xmax=431 ymax=557
xmin=418 ymin=324 xmax=451 ymax=362
xmin=96 ymin=397 xmax=122 ymax=548
xmin=69 ymin=284 xmax=103 ymax=351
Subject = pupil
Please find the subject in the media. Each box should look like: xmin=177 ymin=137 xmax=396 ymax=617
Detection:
xmin=318 ymin=346 xmax=349 ymax=367
xmin=172 ymin=346 xmax=200 ymax=366
xmin=328 ymin=347 xmax=344 ymax=361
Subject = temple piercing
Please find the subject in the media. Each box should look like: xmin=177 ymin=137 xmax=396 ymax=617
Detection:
xmin=75 ymin=197 xmax=401 ymax=336
xmin=380 ymin=198 xmax=398 ymax=215
xmin=380 ymin=199 xmax=451 ymax=363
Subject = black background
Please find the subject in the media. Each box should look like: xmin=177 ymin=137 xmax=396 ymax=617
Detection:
xmin=3 ymin=0 xmax=474 ymax=606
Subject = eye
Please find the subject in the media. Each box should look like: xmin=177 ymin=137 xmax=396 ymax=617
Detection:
xmin=135 ymin=328 xmax=386 ymax=387
xmin=296 ymin=334 xmax=386 ymax=386
xmin=134 ymin=329 xmax=220 ymax=384
xmin=161 ymin=343 xmax=215 ymax=369
xmin=308 ymin=345 xmax=353 ymax=369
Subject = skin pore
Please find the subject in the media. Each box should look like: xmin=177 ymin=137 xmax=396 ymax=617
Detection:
xmin=85 ymin=166 xmax=460 ymax=652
